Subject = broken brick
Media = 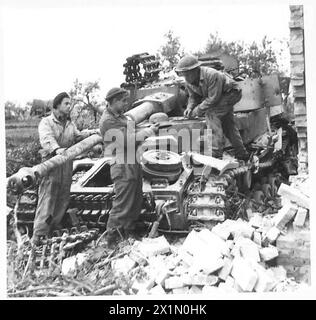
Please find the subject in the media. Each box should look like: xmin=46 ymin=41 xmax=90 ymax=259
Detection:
xmin=259 ymin=246 xmax=279 ymax=261
xmin=131 ymin=277 xmax=155 ymax=293
xmin=262 ymin=226 xmax=281 ymax=245
xmin=239 ymin=238 xmax=260 ymax=262
xmin=231 ymin=257 xmax=258 ymax=292
xmin=252 ymin=263 xmax=276 ymax=292
xmin=189 ymin=285 xmax=203 ymax=294
xmin=293 ymin=207 xmax=308 ymax=228
xmin=278 ymin=183 xmax=309 ymax=209
xmin=218 ymin=257 xmax=233 ymax=281
xmin=164 ymin=276 xmax=185 ymax=289
xmin=172 ymin=286 xmax=190 ymax=295
xmin=249 ymin=213 xmax=263 ymax=229
xmin=273 ymin=203 xmax=298 ymax=230
xmin=212 ymin=223 xmax=231 ymax=240
xmin=134 ymin=236 xmax=170 ymax=257
xmin=253 ymin=231 xmax=262 ymax=246
xmin=111 ymin=255 xmax=136 ymax=275
xmin=148 ymin=284 xmax=166 ymax=295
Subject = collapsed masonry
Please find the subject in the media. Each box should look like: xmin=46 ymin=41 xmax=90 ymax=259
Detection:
xmin=61 ymin=181 xmax=310 ymax=294
xmin=289 ymin=5 xmax=308 ymax=174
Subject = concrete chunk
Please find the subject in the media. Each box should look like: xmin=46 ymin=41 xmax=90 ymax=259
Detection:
xmin=278 ymin=183 xmax=309 ymax=209
xmin=111 ymin=255 xmax=136 ymax=275
xmin=132 ymin=277 xmax=155 ymax=293
xmin=253 ymin=231 xmax=262 ymax=246
xmin=202 ymin=285 xmax=220 ymax=294
xmin=262 ymin=226 xmax=281 ymax=245
xmin=239 ymin=238 xmax=261 ymax=262
xmin=231 ymin=219 xmax=254 ymax=240
xmin=182 ymin=229 xmax=226 ymax=259
xmin=62 ymin=253 xmax=88 ymax=276
xmin=212 ymin=223 xmax=231 ymax=240
xmin=218 ymin=257 xmax=233 ymax=281
xmin=293 ymin=207 xmax=308 ymax=228
xmin=172 ymin=286 xmax=190 ymax=295
xmin=273 ymin=203 xmax=298 ymax=230
xmin=134 ymin=236 xmax=170 ymax=257
xmin=149 ymin=285 xmax=166 ymax=295
xmin=249 ymin=213 xmax=263 ymax=229
xmin=252 ymin=263 xmax=276 ymax=292
xmin=259 ymin=246 xmax=279 ymax=261
xmin=189 ymin=285 xmax=203 ymax=294
xmin=231 ymin=257 xmax=258 ymax=292
xmin=164 ymin=276 xmax=185 ymax=289
xmin=218 ymin=282 xmax=238 ymax=293
xmin=196 ymin=256 xmax=225 ymax=275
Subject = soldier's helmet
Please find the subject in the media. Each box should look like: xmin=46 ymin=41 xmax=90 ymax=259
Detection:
xmin=175 ymin=55 xmax=201 ymax=73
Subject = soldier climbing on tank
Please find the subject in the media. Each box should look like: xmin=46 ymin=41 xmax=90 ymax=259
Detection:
xmin=99 ymin=87 xmax=159 ymax=248
xmin=175 ymin=55 xmax=250 ymax=161
xmin=31 ymin=92 xmax=98 ymax=245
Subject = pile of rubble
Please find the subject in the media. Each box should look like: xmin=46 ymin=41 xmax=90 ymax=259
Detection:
xmin=61 ymin=182 xmax=310 ymax=295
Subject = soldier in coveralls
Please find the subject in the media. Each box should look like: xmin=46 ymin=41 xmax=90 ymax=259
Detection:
xmin=32 ymin=92 xmax=97 ymax=245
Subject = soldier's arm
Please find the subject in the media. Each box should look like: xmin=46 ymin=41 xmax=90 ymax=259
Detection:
xmin=186 ymin=85 xmax=200 ymax=110
xmin=196 ymin=72 xmax=224 ymax=112
xmin=73 ymin=124 xmax=99 ymax=143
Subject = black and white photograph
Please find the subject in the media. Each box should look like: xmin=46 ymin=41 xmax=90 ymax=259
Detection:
xmin=1 ymin=0 xmax=315 ymax=302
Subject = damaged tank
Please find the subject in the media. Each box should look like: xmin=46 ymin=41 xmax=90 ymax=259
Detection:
xmin=7 ymin=52 xmax=298 ymax=244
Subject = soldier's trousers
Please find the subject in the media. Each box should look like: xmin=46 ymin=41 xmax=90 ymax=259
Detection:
xmin=33 ymin=160 xmax=73 ymax=237
xmin=205 ymin=89 xmax=248 ymax=158
xmin=106 ymin=163 xmax=143 ymax=232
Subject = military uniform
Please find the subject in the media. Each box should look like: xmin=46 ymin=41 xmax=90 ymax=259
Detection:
xmin=185 ymin=66 xmax=248 ymax=158
xmin=99 ymin=106 xmax=154 ymax=233
xmin=33 ymin=112 xmax=90 ymax=237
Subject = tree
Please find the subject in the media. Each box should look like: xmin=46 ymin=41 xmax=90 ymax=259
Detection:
xmin=158 ymin=30 xmax=184 ymax=71
xmin=201 ymin=32 xmax=285 ymax=78
xmin=69 ymin=79 xmax=104 ymax=128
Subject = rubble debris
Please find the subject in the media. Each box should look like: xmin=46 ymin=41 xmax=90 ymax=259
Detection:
xmin=218 ymin=257 xmax=233 ymax=281
xmin=293 ymin=207 xmax=308 ymax=229
xmin=132 ymin=236 xmax=170 ymax=257
xmin=111 ymin=255 xmax=136 ymax=275
xmin=259 ymin=246 xmax=279 ymax=262
xmin=62 ymin=253 xmax=88 ymax=276
xmin=231 ymin=257 xmax=258 ymax=292
xmin=148 ymin=284 xmax=166 ymax=295
xmin=272 ymin=203 xmax=298 ymax=230
xmin=277 ymin=183 xmax=309 ymax=209
xmin=9 ymin=172 xmax=311 ymax=296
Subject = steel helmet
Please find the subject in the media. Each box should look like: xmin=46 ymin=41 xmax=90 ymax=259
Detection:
xmin=175 ymin=55 xmax=201 ymax=73
xmin=105 ymin=87 xmax=128 ymax=102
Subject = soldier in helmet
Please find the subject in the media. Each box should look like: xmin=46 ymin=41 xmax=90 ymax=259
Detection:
xmin=175 ymin=55 xmax=250 ymax=161
xmin=99 ymin=87 xmax=159 ymax=248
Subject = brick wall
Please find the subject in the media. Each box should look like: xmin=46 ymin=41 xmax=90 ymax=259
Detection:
xmin=289 ymin=5 xmax=308 ymax=173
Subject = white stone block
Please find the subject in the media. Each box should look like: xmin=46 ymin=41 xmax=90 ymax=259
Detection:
xmin=231 ymin=257 xmax=258 ymax=292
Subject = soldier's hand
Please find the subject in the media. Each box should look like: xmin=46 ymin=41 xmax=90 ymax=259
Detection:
xmin=184 ymin=108 xmax=193 ymax=118
xmin=56 ymin=148 xmax=66 ymax=155
xmin=150 ymin=122 xmax=160 ymax=134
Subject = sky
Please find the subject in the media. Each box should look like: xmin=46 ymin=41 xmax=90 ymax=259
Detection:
xmin=0 ymin=0 xmax=292 ymax=105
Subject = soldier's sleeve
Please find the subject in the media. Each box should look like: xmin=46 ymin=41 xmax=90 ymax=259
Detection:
xmin=186 ymin=85 xmax=200 ymax=110
xmin=197 ymin=72 xmax=224 ymax=111
xmin=38 ymin=118 xmax=60 ymax=155
xmin=73 ymin=123 xmax=91 ymax=142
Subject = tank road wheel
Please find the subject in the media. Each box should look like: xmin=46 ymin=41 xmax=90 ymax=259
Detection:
xmin=142 ymin=150 xmax=182 ymax=172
